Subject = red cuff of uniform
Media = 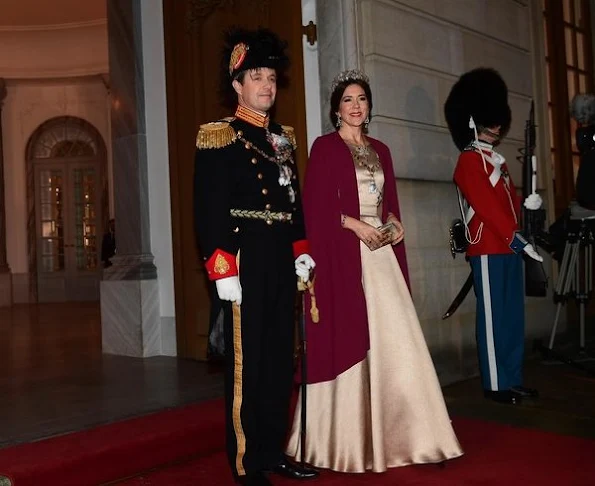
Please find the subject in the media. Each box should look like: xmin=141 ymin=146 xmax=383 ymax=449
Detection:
xmin=293 ymin=239 xmax=310 ymax=258
xmin=205 ymin=249 xmax=238 ymax=281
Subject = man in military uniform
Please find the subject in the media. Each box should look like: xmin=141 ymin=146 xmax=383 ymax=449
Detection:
xmin=444 ymin=68 xmax=543 ymax=405
xmin=194 ymin=28 xmax=318 ymax=486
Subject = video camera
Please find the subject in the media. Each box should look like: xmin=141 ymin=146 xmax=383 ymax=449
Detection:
xmin=576 ymin=124 xmax=595 ymax=153
xmin=575 ymin=125 xmax=595 ymax=211
xmin=570 ymin=94 xmax=595 ymax=210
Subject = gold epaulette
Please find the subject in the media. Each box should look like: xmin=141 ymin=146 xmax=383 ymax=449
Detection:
xmin=196 ymin=120 xmax=237 ymax=149
xmin=281 ymin=125 xmax=297 ymax=150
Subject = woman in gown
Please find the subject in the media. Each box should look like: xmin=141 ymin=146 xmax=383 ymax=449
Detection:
xmin=286 ymin=69 xmax=463 ymax=472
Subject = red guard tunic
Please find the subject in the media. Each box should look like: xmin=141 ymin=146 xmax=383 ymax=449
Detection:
xmin=453 ymin=144 xmax=522 ymax=256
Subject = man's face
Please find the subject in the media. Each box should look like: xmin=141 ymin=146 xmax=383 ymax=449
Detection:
xmin=480 ymin=125 xmax=501 ymax=144
xmin=232 ymin=68 xmax=277 ymax=113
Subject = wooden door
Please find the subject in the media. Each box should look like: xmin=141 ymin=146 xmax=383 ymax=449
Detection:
xmin=163 ymin=0 xmax=308 ymax=359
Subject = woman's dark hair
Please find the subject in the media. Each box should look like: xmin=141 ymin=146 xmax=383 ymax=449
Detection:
xmin=329 ymin=79 xmax=373 ymax=130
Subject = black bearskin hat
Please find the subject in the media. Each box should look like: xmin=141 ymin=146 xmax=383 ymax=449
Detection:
xmin=444 ymin=68 xmax=512 ymax=151
xmin=220 ymin=27 xmax=289 ymax=106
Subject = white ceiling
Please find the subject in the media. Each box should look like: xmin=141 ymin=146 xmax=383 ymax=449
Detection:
xmin=0 ymin=0 xmax=106 ymax=27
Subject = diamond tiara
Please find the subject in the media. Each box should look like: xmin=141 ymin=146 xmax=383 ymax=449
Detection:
xmin=330 ymin=69 xmax=370 ymax=93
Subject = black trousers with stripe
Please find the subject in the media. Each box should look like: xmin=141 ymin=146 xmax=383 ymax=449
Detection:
xmin=222 ymin=223 xmax=296 ymax=479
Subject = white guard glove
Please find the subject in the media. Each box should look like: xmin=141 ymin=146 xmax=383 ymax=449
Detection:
xmin=523 ymin=243 xmax=544 ymax=262
xmin=295 ymin=254 xmax=316 ymax=282
xmin=523 ymin=193 xmax=543 ymax=210
xmin=215 ymin=276 xmax=242 ymax=305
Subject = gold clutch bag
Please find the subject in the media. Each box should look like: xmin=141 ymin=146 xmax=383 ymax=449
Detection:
xmin=364 ymin=222 xmax=397 ymax=251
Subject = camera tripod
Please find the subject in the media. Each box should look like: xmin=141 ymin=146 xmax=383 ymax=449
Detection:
xmin=547 ymin=212 xmax=595 ymax=352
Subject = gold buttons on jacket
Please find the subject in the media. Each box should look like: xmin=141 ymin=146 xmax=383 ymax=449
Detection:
xmin=265 ymin=203 xmax=271 ymax=210
xmin=251 ymin=158 xmax=257 ymax=165
xmin=257 ymin=173 xmax=263 ymax=180
xmin=261 ymin=188 xmax=268 ymax=195
xmin=245 ymin=143 xmax=251 ymax=150
xmin=266 ymin=219 xmax=273 ymax=225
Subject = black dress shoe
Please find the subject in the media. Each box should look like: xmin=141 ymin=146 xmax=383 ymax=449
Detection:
xmin=270 ymin=457 xmax=319 ymax=480
xmin=484 ymin=390 xmax=521 ymax=405
xmin=510 ymin=386 xmax=539 ymax=398
xmin=237 ymin=471 xmax=272 ymax=486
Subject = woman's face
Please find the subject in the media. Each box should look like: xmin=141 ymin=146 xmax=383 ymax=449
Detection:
xmin=337 ymin=83 xmax=369 ymax=129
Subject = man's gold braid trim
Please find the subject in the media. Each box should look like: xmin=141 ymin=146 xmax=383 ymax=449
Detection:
xmin=196 ymin=121 xmax=237 ymax=149
xmin=298 ymin=276 xmax=319 ymax=323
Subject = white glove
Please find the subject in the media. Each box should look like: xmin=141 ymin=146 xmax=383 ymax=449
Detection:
xmin=523 ymin=243 xmax=544 ymax=262
xmin=215 ymin=276 xmax=242 ymax=305
xmin=295 ymin=254 xmax=316 ymax=282
xmin=523 ymin=193 xmax=543 ymax=210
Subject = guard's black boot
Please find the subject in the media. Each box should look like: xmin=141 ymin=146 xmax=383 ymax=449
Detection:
xmin=484 ymin=390 xmax=522 ymax=405
xmin=510 ymin=386 xmax=539 ymax=398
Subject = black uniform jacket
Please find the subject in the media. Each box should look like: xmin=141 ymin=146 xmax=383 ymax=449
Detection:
xmin=194 ymin=115 xmax=307 ymax=280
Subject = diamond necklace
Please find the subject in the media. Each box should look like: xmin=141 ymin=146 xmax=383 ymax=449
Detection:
xmin=347 ymin=142 xmax=382 ymax=204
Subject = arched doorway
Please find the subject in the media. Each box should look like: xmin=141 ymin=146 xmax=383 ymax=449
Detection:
xmin=26 ymin=116 xmax=108 ymax=302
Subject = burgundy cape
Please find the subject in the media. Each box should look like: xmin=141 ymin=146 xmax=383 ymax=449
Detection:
xmin=303 ymin=131 xmax=410 ymax=384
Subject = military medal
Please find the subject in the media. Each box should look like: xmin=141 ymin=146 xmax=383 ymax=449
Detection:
xmin=266 ymin=131 xmax=297 ymax=202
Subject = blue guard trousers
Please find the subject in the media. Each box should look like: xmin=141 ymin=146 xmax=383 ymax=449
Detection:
xmin=469 ymin=253 xmax=525 ymax=391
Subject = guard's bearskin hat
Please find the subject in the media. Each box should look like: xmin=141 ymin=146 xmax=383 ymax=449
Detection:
xmin=444 ymin=68 xmax=511 ymax=151
xmin=220 ymin=27 xmax=289 ymax=107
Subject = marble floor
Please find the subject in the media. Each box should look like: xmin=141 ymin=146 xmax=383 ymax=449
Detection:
xmin=0 ymin=303 xmax=223 ymax=448
xmin=0 ymin=302 xmax=594 ymax=450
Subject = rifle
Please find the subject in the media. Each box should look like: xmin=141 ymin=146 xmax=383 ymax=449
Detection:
xmin=519 ymin=101 xmax=548 ymax=297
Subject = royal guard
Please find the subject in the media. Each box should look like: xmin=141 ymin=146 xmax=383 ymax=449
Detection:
xmin=193 ymin=28 xmax=318 ymax=485
xmin=444 ymin=68 xmax=543 ymax=405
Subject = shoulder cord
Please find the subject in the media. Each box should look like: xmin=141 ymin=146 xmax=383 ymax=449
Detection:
xmin=458 ymin=117 xmax=501 ymax=245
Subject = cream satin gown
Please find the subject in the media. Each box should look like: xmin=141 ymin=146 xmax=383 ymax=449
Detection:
xmin=286 ymin=145 xmax=463 ymax=472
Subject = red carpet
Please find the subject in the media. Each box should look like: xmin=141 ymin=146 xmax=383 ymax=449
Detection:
xmin=119 ymin=416 xmax=595 ymax=486
xmin=1 ymin=398 xmax=594 ymax=486
xmin=0 ymin=401 xmax=225 ymax=486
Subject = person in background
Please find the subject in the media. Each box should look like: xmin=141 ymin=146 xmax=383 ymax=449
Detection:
xmin=571 ymin=93 xmax=595 ymax=210
xmin=101 ymin=219 xmax=115 ymax=268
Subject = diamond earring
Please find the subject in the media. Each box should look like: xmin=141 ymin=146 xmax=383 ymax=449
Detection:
xmin=364 ymin=116 xmax=370 ymax=130
xmin=336 ymin=114 xmax=342 ymax=128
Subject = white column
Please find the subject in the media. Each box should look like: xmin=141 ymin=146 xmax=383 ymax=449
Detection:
xmin=301 ymin=0 xmax=323 ymax=150
xmin=101 ymin=0 xmax=175 ymax=357
xmin=140 ymin=0 xmax=176 ymax=355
